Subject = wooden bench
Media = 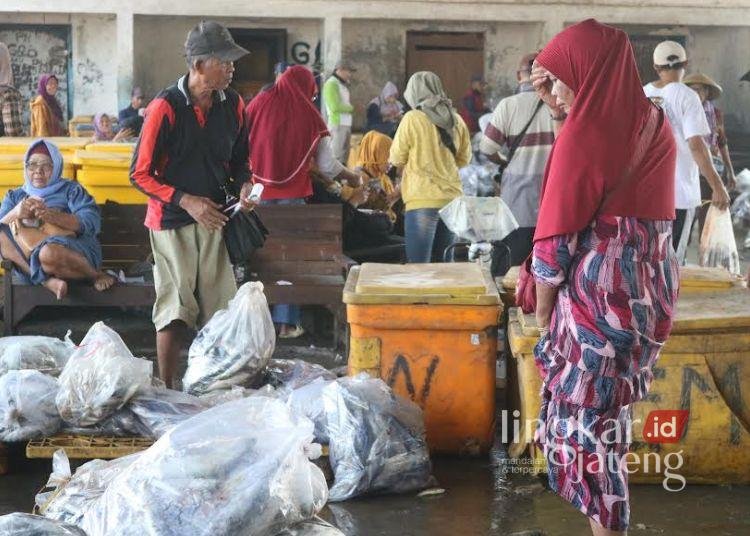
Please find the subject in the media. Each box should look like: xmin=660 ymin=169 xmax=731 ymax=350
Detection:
xmin=2 ymin=202 xmax=155 ymax=335
xmin=247 ymin=204 xmax=355 ymax=348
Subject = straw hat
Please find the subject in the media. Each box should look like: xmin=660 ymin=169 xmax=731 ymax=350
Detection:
xmin=683 ymin=72 xmax=723 ymax=101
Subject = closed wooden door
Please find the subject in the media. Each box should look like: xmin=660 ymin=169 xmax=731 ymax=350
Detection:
xmin=406 ymin=31 xmax=484 ymax=107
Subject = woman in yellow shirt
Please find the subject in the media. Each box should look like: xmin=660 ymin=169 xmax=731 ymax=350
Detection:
xmin=30 ymin=74 xmax=66 ymax=137
xmin=389 ymin=71 xmax=471 ymax=262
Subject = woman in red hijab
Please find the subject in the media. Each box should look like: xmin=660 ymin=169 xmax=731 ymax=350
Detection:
xmin=246 ymin=65 xmax=365 ymax=338
xmin=525 ymin=20 xmax=678 ymax=535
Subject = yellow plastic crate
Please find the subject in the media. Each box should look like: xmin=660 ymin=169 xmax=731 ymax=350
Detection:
xmin=0 ymin=137 xmax=88 ymax=156
xmin=85 ymin=142 xmax=136 ymax=155
xmin=73 ymin=150 xmax=132 ymax=168
xmin=84 ymin=185 xmax=147 ymax=204
xmin=77 ymin=168 xmax=132 ymax=187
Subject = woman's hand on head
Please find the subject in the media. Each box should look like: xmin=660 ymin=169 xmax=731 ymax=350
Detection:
xmin=531 ymin=62 xmax=564 ymax=115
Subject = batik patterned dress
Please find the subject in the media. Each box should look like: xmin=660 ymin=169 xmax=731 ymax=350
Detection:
xmin=532 ymin=215 xmax=679 ymax=532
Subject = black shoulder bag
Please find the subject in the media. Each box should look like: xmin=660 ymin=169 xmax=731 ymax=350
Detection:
xmin=494 ymin=99 xmax=544 ymax=186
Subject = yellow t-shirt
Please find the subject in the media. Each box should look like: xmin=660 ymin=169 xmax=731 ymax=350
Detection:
xmin=389 ymin=110 xmax=471 ymax=211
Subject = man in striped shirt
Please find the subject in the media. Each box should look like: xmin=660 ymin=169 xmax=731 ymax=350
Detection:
xmin=480 ymin=52 xmax=557 ymax=268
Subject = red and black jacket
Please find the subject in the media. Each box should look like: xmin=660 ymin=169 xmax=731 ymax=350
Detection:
xmin=130 ymin=75 xmax=250 ymax=230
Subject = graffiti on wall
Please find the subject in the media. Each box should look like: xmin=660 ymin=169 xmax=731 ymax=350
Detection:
xmin=0 ymin=27 xmax=70 ymax=126
xmin=291 ymin=40 xmax=322 ymax=70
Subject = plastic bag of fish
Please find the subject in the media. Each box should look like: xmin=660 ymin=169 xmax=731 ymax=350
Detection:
xmin=36 ymin=449 xmax=140 ymax=527
xmin=0 ymin=334 xmax=74 ymax=376
xmin=55 ymin=322 xmax=152 ymax=427
xmin=322 ymin=375 xmax=434 ymax=501
xmin=128 ymin=386 xmax=207 ymax=439
xmin=183 ymin=282 xmax=275 ymax=396
xmin=80 ymin=396 xmax=328 ymax=536
xmin=0 ymin=513 xmax=86 ymax=536
xmin=0 ymin=370 xmax=61 ymax=441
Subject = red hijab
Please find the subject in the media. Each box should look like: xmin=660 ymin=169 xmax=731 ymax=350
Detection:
xmin=533 ymin=19 xmax=676 ymax=241
xmin=246 ymin=66 xmax=329 ymax=199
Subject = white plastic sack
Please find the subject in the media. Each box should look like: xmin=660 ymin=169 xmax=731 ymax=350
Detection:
xmin=128 ymin=386 xmax=207 ymax=439
xmin=0 ymin=370 xmax=61 ymax=441
xmin=36 ymin=449 xmax=140 ymax=527
xmin=81 ymin=396 xmax=328 ymax=536
xmin=0 ymin=513 xmax=86 ymax=536
xmin=0 ymin=334 xmax=74 ymax=376
xmin=323 ymin=375 xmax=434 ymax=501
xmin=699 ymin=206 xmax=741 ymax=275
xmin=183 ymin=282 xmax=275 ymax=395
xmin=439 ymin=196 xmax=519 ymax=243
xmin=56 ymin=322 xmax=152 ymax=427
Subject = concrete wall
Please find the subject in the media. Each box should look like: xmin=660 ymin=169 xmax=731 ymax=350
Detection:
xmin=342 ymin=19 xmax=543 ymax=130
xmin=615 ymin=23 xmax=750 ymax=134
xmin=133 ymin=15 xmax=322 ymax=102
xmin=0 ymin=12 xmax=117 ymax=121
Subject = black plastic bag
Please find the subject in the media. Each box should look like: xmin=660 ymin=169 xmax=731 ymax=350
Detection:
xmin=223 ymin=207 xmax=269 ymax=265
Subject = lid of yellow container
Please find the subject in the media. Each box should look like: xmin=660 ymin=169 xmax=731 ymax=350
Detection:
xmin=85 ymin=142 xmax=136 ymax=154
xmin=0 ymin=137 xmax=88 ymax=154
xmin=344 ymin=263 xmax=500 ymax=305
xmin=513 ymin=284 xmax=750 ymax=336
xmin=74 ymin=150 xmax=131 ymax=167
xmin=680 ymin=265 xmax=742 ymax=290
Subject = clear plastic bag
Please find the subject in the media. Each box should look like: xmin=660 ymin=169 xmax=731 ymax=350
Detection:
xmin=128 ymin=386 xmax=207 ymax=439
xmin=56 ymin=322 xmax=153 ymax=427
xmin=0 ymin=334 xmax=74 ymax=376
xmin=439 ymin=196 xmax=519 ymax=243
xmin=0 ymin=513 xmax=86 ymax=535
xmin=81 ymin=396 xmax=328 ymax=536
xmin=183 ymin=282 xmax=275 ymax=396
xmin=60 ymin=405 xmax=149 ymax=438
xmin=264 ymin=359 xmax=336 ymax=391
xmin=699 ymin=206 xmax=741 ymax=275
xmin=0 ymin=370 xmax=61 ymax=441
xmin=322 ymin=375 xmax=434 ymax=501
xmin=731 ymin=192 xmax=750 ymax=227
xmin=36 ymin=449 xmax=141 ymax=527
xmin=283 ymin=377 xmax=332 ymax=445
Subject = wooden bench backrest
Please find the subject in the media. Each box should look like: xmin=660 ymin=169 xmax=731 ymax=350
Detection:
xmin=98 ymin=202 xmax=151 ymax=270
xmin=249 ymin=204 xmax=344 ymax=278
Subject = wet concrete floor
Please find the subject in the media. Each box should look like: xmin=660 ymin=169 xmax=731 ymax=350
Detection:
xmin=1 ymin=446 xmax=748 ymax=535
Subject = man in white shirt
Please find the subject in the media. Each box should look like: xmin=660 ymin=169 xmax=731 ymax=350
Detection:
xmin=643 ymin=40 xmax=729 ymax=262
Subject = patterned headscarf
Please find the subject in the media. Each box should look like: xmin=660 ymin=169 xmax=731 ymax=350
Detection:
xmin=37 ymin=74 xmax=64 ymax=122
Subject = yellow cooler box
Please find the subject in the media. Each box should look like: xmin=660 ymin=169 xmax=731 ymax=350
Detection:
xmin=344 ymin=262 xmax=502 ymax=455
xmin=85 ymin=142 xmax=136 ymax=155
xmin=507 ymin=287 xmax=750 ymax=485
xmin=0 ymin=137 xmax=88 ymax=159
xmin=74 ymin=150 xmax=146 ymax=204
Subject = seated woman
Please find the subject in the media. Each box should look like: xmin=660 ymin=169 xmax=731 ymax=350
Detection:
xmin=365 ymin=82 xmax=403 ymax=137
xmin=246 ymin=65 xmax=367 ymax=339
xmin=354 ymin=130 xmax=401 ymax=223
xmin=92 ymin=113 xmax=134 ymax=142
xmin=0 ymin=140 xmax=115 ymax=299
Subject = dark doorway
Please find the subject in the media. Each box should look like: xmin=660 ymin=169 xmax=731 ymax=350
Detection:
xmin=228 ymin=28 xmax=287 ymax=101
xmin=628 ymin=34 xmax=687 ymax=86
xmin=406 ymin=31 xmax=484 ymax=106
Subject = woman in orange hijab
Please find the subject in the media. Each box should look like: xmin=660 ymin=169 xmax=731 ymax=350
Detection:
xmin=354 ymin=131 xmax=400 ymax=222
